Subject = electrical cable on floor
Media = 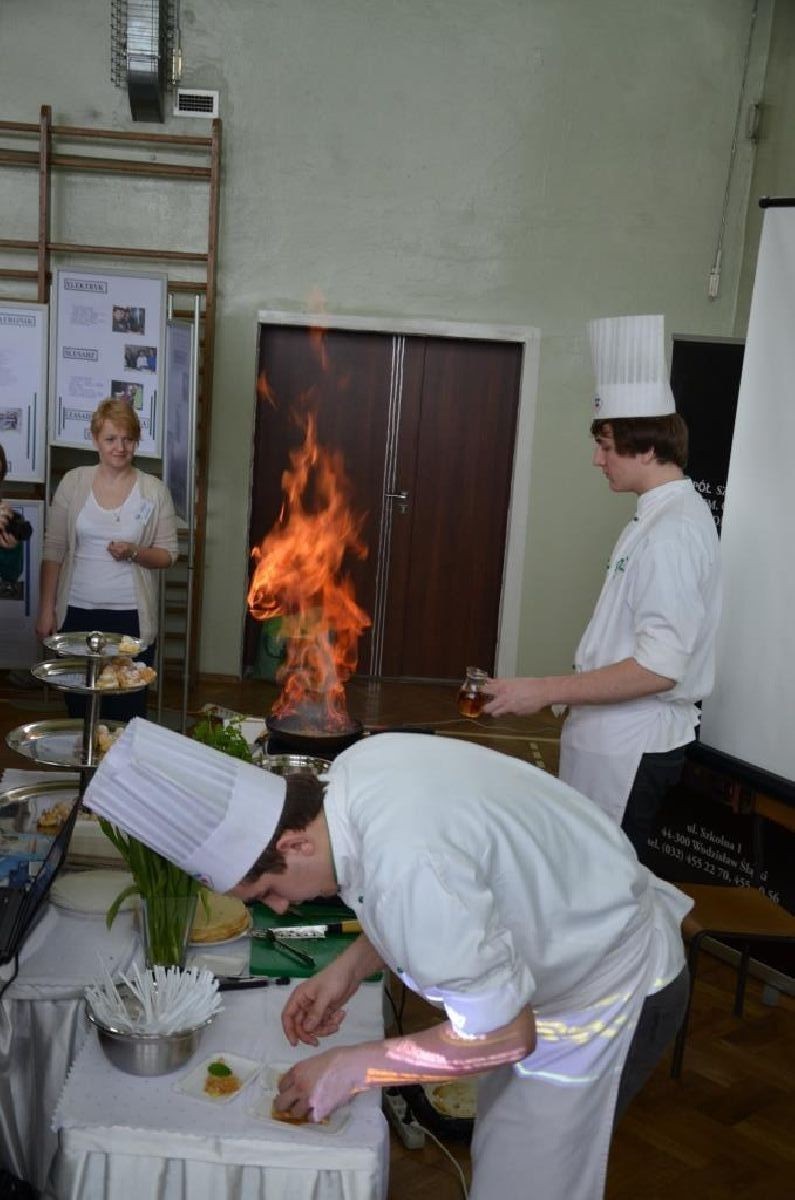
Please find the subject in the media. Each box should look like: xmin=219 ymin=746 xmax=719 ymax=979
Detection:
xmin=413 ymin=1121 xmax=469 ymax=1199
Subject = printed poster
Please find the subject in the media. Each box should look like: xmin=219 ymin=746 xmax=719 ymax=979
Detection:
xmin=0 ymin=302 xmax=48 ymax=482
xmin=51 ymin=268 xmax=166 ymax=457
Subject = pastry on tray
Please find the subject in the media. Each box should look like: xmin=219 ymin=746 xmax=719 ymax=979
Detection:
xmin=36 ymin=800 xmax=74 ymax=832
xmin=96 ymin=658 xmax=157 ymax=690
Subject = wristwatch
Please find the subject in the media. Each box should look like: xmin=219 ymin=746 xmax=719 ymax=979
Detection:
xmin=129 ymin=546 xmax=139 ymax=562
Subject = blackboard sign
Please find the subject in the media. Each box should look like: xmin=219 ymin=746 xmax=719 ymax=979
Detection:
xmin=670 ymin=335 xmax=743 ymax=534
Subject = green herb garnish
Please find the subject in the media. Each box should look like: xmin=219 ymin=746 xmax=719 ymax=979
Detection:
xmin=190 ymin=716 xmax=253 ymax=762
xmin=207 ymin=1060 xmax=233 ymax=1077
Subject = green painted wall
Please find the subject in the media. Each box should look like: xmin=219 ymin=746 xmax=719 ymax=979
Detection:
xmin=0 ymin=0 xmax=776 ymax=678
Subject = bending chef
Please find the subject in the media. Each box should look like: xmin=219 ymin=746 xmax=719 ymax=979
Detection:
xmin=86 ymin=719 xmax=693 ymax=1200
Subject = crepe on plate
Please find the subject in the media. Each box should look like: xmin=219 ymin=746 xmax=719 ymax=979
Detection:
xmin=190 ymin=891 xmax=250 ymax=943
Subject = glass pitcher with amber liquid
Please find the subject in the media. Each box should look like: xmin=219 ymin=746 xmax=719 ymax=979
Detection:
xmin=458 ymin=667 xmax=488 ymax=718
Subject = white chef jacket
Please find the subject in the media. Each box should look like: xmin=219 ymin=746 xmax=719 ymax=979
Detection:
xmin=324 ymin=734 xmax=691 ymax=1199
xmin=559 ymin=478 xmax=721 ymax=824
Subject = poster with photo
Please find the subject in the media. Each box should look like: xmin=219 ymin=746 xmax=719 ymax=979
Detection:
xmin=0 ymin=500 xmax=44 ymax=668
xmin=163 ymin=320 xmax=194 ymax=524
xmin=51 ymin=268 xmax=166 ymax=457
xmin=0 ymin=302 xmax=48 ymax=482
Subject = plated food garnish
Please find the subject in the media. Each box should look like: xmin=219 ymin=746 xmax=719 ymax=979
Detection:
xmin=269 ymin=1072 xmax=329 ymax=1125
xmin=203 ymin=1058 xmax=242 ymax=1098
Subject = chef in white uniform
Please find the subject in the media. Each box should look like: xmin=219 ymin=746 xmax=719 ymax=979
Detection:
xmin=485 ymin=314 xmax=722 ymax=860
xmin=86 ymin=721 xmax=692 ymax=1200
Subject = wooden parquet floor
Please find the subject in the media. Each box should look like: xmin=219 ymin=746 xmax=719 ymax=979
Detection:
xmin=1 ymin=671 xmax=791 ymax=1198
xmin=387 ymin=960 xmax=795 ymax=1199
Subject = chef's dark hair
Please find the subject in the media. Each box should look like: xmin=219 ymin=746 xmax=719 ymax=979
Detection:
xmin=242 ymin=772 xmax=325 ymax=879
xmin=591 ymin=414 xmax=688 ymax=468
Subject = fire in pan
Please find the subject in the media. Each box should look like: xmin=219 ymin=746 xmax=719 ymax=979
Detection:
xmin=264 ymin=713 xmax=364 ymax=757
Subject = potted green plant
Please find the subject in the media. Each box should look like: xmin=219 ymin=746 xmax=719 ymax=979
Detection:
xmin=102 ymin=824 xmax=204 ymax=969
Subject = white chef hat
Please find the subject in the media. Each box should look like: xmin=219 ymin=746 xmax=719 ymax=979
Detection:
xmin=587 ymin=314 xmax=675 ymax=419
xmin=84 ymin=718 xmax=286 ymax=893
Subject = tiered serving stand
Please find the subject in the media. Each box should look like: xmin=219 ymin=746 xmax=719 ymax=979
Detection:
xmin=0 ymin=632 xmax=152 ymax=962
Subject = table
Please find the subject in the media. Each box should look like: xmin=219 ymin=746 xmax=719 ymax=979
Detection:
xmin=0 ymin=904 xmax=136 ymax=1193
xmin=50 ymin=984 xmax=388 ymax=1200
xmin=0 ymin=897 xmax=388 ymax=1200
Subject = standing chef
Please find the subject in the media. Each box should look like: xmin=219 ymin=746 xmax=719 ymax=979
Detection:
xmin=86 ymin=719 xmax=692 ymax=1200
xmin=484 ymin=315 xmax=722 ymax=861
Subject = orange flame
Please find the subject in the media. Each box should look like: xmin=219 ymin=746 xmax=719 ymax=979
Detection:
xmin=247 ymin=412 xmax=370 ymax=730
xmin=256 ymin=369 xmax=276 ymax=407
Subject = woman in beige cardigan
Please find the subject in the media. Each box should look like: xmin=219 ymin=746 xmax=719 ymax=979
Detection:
xmin=35 ymin=398 xmax=178 ymax=720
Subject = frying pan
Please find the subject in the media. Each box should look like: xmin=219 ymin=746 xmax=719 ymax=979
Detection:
xmin=265 ymin=714 xmax=364 ymax=756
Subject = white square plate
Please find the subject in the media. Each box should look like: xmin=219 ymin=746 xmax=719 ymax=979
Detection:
xmin=174 ymin=1053 xmax=261 ymax=1104
xmin=248 ymin=1063 xmax=350 ymax=1132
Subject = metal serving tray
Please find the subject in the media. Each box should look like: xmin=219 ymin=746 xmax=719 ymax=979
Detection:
xmin=0 ymin=779 xmax=122 ymax=868
xmin=43 ymin=631 xmax=146 ymax=659
xmin=0 ymin=778 xmax=80 ymax=834
xmin=6 ymin=719 xmax=125 ymax=768
xmin=31 ymin=658 xmax=150 ymax=694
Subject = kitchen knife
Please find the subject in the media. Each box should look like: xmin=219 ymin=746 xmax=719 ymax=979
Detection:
xmin=255 ymin=920 xmax=362 ymax=939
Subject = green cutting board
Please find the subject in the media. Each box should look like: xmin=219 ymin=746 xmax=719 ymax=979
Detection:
xmin=249 ymin=900 xmax=380 ymax=979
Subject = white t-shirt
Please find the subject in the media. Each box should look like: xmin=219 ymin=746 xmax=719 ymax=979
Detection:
xmin=325 ymin=734 xmax=691 ymax=1041
xmin=68 ymin=486 xmax=141 ymax=609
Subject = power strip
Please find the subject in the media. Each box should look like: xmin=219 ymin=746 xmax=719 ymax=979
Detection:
xmin=383 ymin=1088 xmax=426 ymax=1149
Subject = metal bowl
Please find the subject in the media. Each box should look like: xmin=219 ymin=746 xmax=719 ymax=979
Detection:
xmin=85 ymin=999 xmax=215 ymax=1077
xmin=254 ymin=752 xmax=332 ymax=778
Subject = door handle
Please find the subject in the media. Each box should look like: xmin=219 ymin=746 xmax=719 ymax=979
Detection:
xmin=385 ymin=490 xmax=409 ymax=513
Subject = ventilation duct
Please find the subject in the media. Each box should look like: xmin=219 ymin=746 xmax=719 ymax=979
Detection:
xmin=111 ymin=1 xmax=177 ymax=123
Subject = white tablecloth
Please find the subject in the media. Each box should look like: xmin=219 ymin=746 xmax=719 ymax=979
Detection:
xmin=0 ymin=904 xmax=137 ymax=1192
xmin=50 ymin=984 xmax=388 ymax=1200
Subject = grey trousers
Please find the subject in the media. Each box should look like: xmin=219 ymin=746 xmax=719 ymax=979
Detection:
xmin=614 ymin=965 xmax=690 ymax=1125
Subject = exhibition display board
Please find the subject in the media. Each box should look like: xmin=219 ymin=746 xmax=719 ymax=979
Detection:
xmin=0 ymin=301 xmax=48 ymax=482
xmin=50 ymin=267 xmax=166 ymax=457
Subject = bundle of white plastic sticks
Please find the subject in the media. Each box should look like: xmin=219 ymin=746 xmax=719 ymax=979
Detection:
xmin=86 ymin=961 xmax=223 ymax=1034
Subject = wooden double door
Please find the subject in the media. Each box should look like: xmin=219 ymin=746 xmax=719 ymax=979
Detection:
xmin=246 ymin=325 xmax=522 ymax=681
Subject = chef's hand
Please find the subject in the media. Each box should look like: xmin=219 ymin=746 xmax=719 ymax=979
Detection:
xmin=281 ymin=956 xmax=361 ymax=1047
xmin=483 ymin=676 xmax=551 ymax=717
xmin=275 ymin=1046 xmax=364 ymax=1122
xmin=107 ymin=540 xmax=136 ymax=562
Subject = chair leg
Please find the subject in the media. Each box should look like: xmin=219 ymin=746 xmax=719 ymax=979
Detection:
xmin=734 ymin=941 xmax=751 ymax=1017
xmin=670 ymin=933 xmax=705 ymax=1080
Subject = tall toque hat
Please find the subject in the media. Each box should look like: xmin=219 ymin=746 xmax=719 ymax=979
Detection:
xmin=84 ymin=718 xmax=286 ymax=893
xmin=588 ymin=314 xmax=676 ymax=419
